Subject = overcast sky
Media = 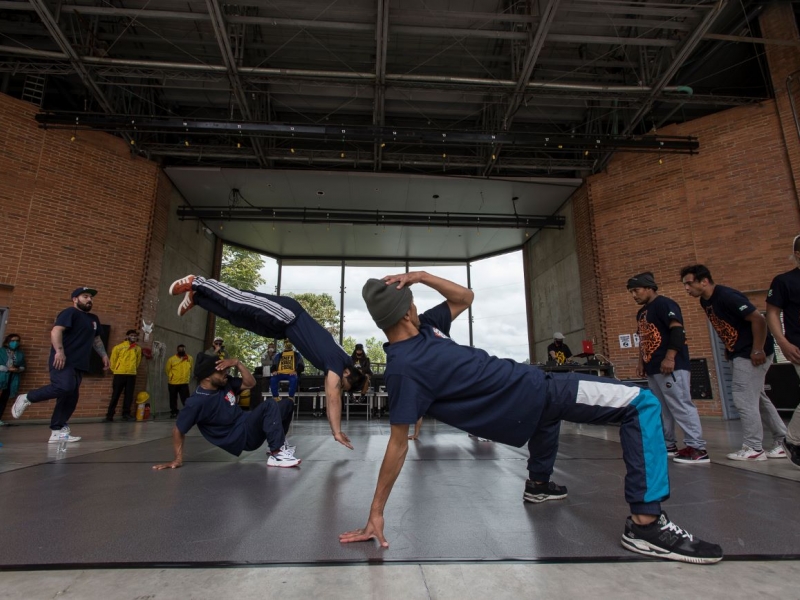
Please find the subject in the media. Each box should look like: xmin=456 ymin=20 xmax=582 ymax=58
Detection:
xmin=256 ymin=251 xmax=530 ymax=362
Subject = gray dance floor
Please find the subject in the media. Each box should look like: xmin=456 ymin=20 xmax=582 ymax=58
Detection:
xmin=1 ymin=419 xmax=799 ymax=568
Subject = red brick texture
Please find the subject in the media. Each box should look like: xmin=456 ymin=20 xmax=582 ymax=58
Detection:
xmin=0 ymin=92 xmax=172 ymax=421
xmin=577 ymin=97 xmax=800 ymax=416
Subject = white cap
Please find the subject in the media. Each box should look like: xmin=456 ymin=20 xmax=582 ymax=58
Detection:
xmin=553 ymin=332 xmax=565 ymax=340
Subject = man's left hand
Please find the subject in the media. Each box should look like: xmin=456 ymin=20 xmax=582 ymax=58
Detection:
xmin=750 ymin=350 xmax=767 ymax=366
xmin=102 ymin=356 xmax=110 ymax=371
xmin=339 ymin=514 xmax=388 ymax=548
xmin=383 ymin=271 xmax=424 ymax=289
xmin=215 ymin=358 xmax=239 ymax=370
xmin=660 ymin=356 xmax=675 ymax=375
xmin=334 ymin=431 xmax=354 ymax=450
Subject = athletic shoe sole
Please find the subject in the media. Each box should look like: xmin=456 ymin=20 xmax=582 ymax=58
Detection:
xmin=726 ymin=452 xmax=766 ymax=461
xmin=523 ymin=491 xmax=568 ymax=503
xmin=267 ymin=458 xmax=301 ymax=468
xmin=621 ymin=535 xmax=723 ymax=565
xmin=11 ymin=395 xmax=30 ymax=419
xmin=48 ymin=437 xmax=81 ymax=443
xmin=672 ymin=456 xmax=710 ymax=464
xmin=169 ymin=275 xmax=195 ymax=296
xmin=766 ymin=451 xmax=786 ymax=459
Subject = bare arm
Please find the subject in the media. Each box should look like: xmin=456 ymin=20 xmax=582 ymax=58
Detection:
xmin=153 ymin=426 xmax=186 ymax=469
xmin=767 ymin=305 xmax=800 ymax=364
xmin=325 ymin=370 xmax=353 ymax=449
xmin=216 ymin=358 xmax=255 ymax=390
xmin=340 ymin=423 xmax=410 ymax=547
xmin=383 ymin=271 xmax=474 ymax=321
xmin=50 ymin=326 xmax=67 ymax=370
xmin=744 ymin=310 xmax=768 ymax=366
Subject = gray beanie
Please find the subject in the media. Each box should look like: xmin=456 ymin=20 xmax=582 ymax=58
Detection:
xmin=626 ymin=272 xmax=658 ymax=291
xmin=362 ymin=278 xmax=413 ymax=330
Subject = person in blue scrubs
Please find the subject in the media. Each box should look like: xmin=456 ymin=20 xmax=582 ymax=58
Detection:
xmin=340 ymin=272 xmax=723 ymax=564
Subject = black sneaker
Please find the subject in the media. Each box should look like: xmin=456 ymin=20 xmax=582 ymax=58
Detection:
xmin=103 ymin=416 xmax=113 ymax=423
xmin=621 ymin=512 xmax=723 ymax=564
xmin=665 ymin=444 xmax=678 ymax=457
xmin=783 ymin=439 xmax=800 ymax=470
xmin=523 ymin=480 xmax=568 ymax=503
xmin=121 ymin=415 xmax=134 ymax=422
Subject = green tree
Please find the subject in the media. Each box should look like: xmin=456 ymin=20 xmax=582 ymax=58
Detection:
xmin=215 ymin=245 xmax=267 ymax=367
xmin=286 ymin=292 xmax=340 ymax=337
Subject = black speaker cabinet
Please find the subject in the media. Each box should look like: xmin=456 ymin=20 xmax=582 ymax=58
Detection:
xmin=764 ymin=362 xmax=800 ymax=413
xmin=689 ymin=358 xmax=713 ymax=400
xmin=87 ymin=324 xmax=111 ymax=376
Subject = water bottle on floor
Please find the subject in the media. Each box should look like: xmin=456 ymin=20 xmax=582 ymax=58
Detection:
xmin=57 ymin=427 xmax=69 ymax=455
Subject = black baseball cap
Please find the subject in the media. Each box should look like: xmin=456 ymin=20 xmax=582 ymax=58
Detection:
xmin=71 ymin=287 xmax=98 ymax=298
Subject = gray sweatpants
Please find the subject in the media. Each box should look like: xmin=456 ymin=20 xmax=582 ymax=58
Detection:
xmin=731 ymin=355 xmax=786 ymax=450
xmin=647 ymin=370 xmax=706 ymax=449
xmin=788 ymin=364 xmax=800 ymax=445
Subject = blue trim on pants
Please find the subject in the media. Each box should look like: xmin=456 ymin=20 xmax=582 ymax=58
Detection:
xmin=528 ymin=373 xmax=669 ymax=516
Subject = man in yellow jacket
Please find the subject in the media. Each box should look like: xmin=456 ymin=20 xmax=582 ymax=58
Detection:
xmin=165 ymin=344 xmax=193 ymax=418
xmin=105 ymin=329 xmax=142 ymax=422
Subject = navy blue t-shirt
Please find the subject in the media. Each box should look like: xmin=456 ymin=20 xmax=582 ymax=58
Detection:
xmin=176 ymin=378 xmax=246 ymax=456
xmin=51 ymin=307 xmax=102 ymax=372
xmin=287 ymin=311 xmax=351 ymax=377
xmin=384 ymin=302 xmax=546 ymax=447
xmin=636 ymin=295 xmax=690 ymax=376
xmin=767 ymin=268 xmax=800 ymax=346
xmin=701 ymin=285 xmax=774 ymax=360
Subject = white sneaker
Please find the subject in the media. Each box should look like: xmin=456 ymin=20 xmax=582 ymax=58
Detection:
xmin=280 ymin=442 xmax=296 ymax=456
xmin=766 ymin=442 xmax=787 ymax=459
xmin=48 ymin=427 xmax=82 ymax=443
xmin=726 ymin=445 xmax=766 ymax=461
xmin=267 ymin=448 xmax=300 ymax=467
xmin=11 ymin=394 xmax=30 ymax=419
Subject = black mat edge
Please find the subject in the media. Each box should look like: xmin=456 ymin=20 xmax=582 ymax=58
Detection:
xmin=2 ymin=554 xmax=800 ymax=572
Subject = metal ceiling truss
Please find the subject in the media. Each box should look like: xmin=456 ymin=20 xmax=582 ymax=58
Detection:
xmin=0 ymin=0 xmax=766 ymax=176
xmin=35 ymin=112 xmax=699 ymax=152
xmin=176 ymin=205 xmax=567 ymax=231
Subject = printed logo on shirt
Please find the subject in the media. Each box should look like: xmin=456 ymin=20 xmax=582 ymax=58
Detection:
xmin=705 ymin=306 xmax=738 ymax=352
xmin=431 ymin=327 xmax=450 ymax=340
xmin=637 ymin=313 xmax=661 ymax=364
xmin=93 ymin=322 xmax=97 ymax=330
xmin=225 ymin=391 xmax=236 ymax=406
xmin=768 ymin=289 xmax=773 ymax=297
xmin=668 ymin=311 xmax=676 ymax=318
xmin=739 ymin=305 xmax=748 ymax=311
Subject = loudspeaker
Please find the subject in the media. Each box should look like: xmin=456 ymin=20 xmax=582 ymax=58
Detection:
xmin=764 ymin=362 xmax=800 ymax=413
xmin=689 ymin=358 xmax=713 ymax=400
xmin=87 ymin=324 xmax=111 ymax=375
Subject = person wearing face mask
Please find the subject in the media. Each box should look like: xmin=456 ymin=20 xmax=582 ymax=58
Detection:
xmin=0 ymin=334 xmax=26 ymax=426
xmin=350 ymin=343 xmax=373 ymax=398
xmin=105 ymin=329 xmax=143 ymax=422
xmin=12 ymin=287 xmax=109 ymax=443
xmin=165 ymin=344 xmax=193 ymax=418
xmin=206 ymin=337 xmax=226 ymax=359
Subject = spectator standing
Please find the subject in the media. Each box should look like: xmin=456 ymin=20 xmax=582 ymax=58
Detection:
xmin=627 ymin=272 xmax=709 ymax=463
xmin=12 ymin=287 xmax=109 ymax=442
xmin=165 ymin=344 xmax=193 ymax=418
xmin=681 ymin=265 xmax=786 ymax=461
xmin=0 ymin=334 xmax=26 ymax=426
xmin=766 ymin=234 xmax=800 ymax=469
xmin=105 ymin=329 xmax=142 ymax=422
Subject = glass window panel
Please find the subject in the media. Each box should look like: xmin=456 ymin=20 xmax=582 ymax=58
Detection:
xmin=470 ymin=251 xmax=529 ymax=363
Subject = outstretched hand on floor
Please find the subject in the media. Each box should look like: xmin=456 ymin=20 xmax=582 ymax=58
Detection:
xmin=152 ymin=460 xmax=183 ymax=470
xmin=334 ymin=430 xmax=354 ymax=450
xmin=339 ymin=515 xmax=388 ymax=548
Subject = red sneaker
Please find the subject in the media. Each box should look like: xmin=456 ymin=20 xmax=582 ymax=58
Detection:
xmin=673 ymin=446 xmax=710 ymax=464
xmin=177 ymin=291 xmax=195 ymax=317
xmin=169 ymin=275 xmax=195 ymax=296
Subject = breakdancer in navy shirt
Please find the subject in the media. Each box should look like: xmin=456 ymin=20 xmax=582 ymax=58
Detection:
xmin=340 ymin=272 xmax=722 ymax=564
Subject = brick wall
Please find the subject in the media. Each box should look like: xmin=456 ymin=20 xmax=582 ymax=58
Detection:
xmin=0 ymin=92 xmax=162 ymax=421
xmin=579 ymin=99 xmax=800 ymax=416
